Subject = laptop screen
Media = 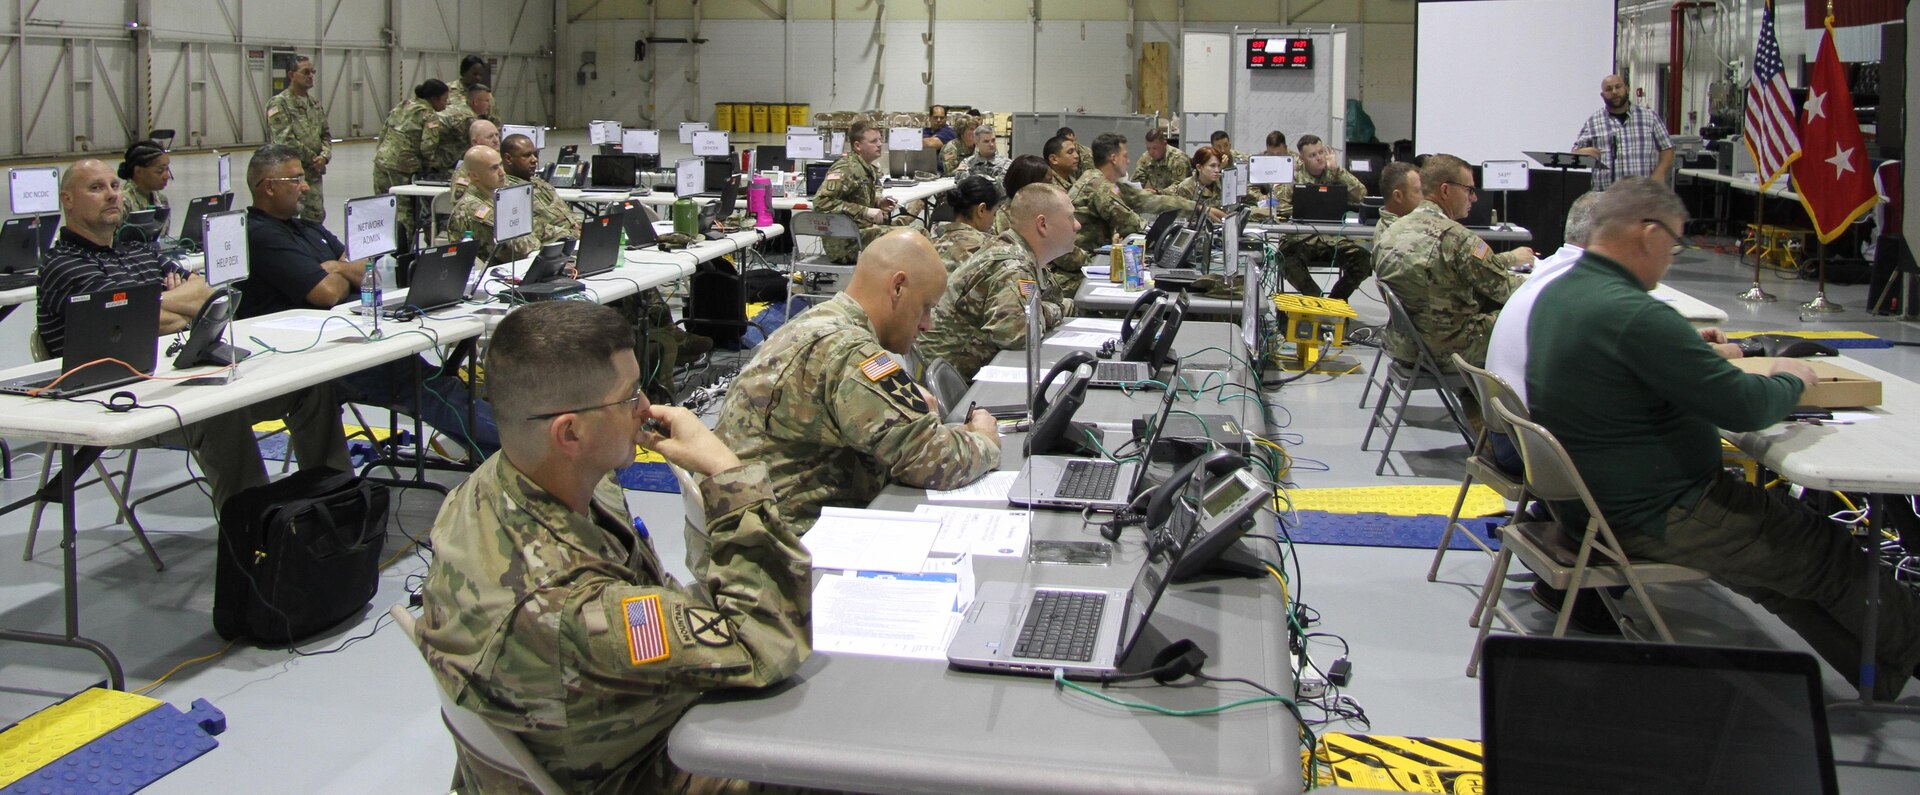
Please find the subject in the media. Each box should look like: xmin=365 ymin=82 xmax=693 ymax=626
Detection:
xmin=590 ymin=154 xmax=639 ymax=189
xmin=1482 ymin=636 xmax=1837 ymax=794
xmin=1117 ymin=526 xmax=1181 ymax=661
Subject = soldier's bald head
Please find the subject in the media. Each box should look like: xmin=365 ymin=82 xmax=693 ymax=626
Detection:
xmin=1009 ymin=184 xmax=1077 ymax=263
xmin=469 ymin=119 xmax=500 ymax=149
xmin=464 ymin=145 xmax=504 ymax=191
xmin=849 ymin=230 xmax=947 ymax=353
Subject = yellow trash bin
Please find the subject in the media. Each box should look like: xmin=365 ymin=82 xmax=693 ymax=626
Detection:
xmin=789 ymin=104 xmax=810 ymax=129
xmin=750 ymin=103 xmax=769 ymax=133
xmin=770 ymin=104 xmax=788 ymax=134
xmin=714 ymin=102 xmax=733 ymax=132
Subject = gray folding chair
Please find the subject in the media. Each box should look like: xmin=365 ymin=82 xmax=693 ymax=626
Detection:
xmin=390 ymin=604 xmax=567 ymax=795
xmin=786 ymin=210 xmax=861 ymax=317
xmin=923 ymin=358 xmax=971 ymax=422
xmin=1361 ymin=284 xmax=1473 ymax=475
xmin=1465 ymin=402 xmax=1710 ymax=677
xmin=669 ymin=462 xmax=710 ymax=574
xmin=1429 ymin=354 xmax=1531 ymax=634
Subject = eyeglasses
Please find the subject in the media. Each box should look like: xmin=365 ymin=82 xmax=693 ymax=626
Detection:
xmin=525 ymin=382 xmax=648 ymax=421
xmin=1443 ymin=181 xmax=1479 ymax=199
xmin=1642 ymin=219 xmax=1692 ymax=255
xmin=256 ymin=175 xmax=308 ymax=188
xmin=295 ymin=68 xmax=315 ymax=75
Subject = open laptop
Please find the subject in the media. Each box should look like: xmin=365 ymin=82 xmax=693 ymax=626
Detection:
xmin=1289 ymin=185 xmax=1349 ymax=222
xmin=0 ymin=214 xmax=58 ymax=289
xmin=696 ymin=157 xmax=736 ymax=199
xmin=175 ymin=193 xmax=232 ymax=248
xmin=586 ymin=154 xmax=639 ymax=192
xmin=947 ymin=520 xmax=1185 ymax=679
xmin=502 ymin=240 xmax=584 ymax=302
xmin=1481 ymin=636 xmax=1838 ymax=794
xmin=618 ymin=200 xmax=659 ymax=247
xmin=698 ymin=178 xmax=739 ymax=235
xmin=396 ymin=239 xmax=478 ymax=314
xmin=574 ymin=213 xmax=623 ymax=277
xmin=888 ymin=147 xmax=939 ymax=180
xmin=0 ymin=284 xmax=161 ymax=398
xmin=1008 ymin=361 xmax=1180 ymax=512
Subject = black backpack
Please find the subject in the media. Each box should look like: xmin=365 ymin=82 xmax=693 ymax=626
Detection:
xmin=213 ymin=468 xmax=391 ymax=644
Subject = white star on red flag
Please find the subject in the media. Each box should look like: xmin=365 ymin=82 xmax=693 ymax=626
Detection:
xmin=1804 ymin=88 xmax=1826 ymax=122
xmin=1824 ymin=144 xmax=1854 ymax=178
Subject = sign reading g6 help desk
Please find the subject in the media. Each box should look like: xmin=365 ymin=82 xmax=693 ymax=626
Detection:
xmin=343 ymin=195 xmax=398 ymax=261
xmin=202 ymin=210 xmax=250 ymax=286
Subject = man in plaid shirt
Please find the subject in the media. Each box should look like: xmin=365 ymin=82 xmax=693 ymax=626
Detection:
xmin=1572 ymin=74 xmax=1674 ymax=191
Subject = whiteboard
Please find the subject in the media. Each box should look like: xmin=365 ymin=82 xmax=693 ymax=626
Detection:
xmin=1182 ymin=33 xmax=1232 ymax=114
xmin=1414 ymin=0 xmax=1614 ymax=166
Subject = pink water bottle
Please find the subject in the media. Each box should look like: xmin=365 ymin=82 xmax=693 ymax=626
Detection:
xmin=748 ymin=176 xmax=773 ymax=227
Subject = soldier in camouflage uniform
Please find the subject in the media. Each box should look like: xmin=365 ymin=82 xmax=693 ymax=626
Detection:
xmin=1374 ymin=154 xmax=1527 ymax=371
xmin=265 ymin=56 xmax=331 ymax=223
xmin=918 ymin=184 xmax=1079 ymax=379
xmin=417 ymin=301 xmax=810 ymax=795
xmin=1166 ymin=145 xmax=1225 ymax=211
xmin=1373 ymin=161 xmax=1424 ymax=236
xmin=116 ymin=140 xmax=171 ymax=214
xmin=423 ymin=85 xmax=488 ymax=175
xmin=1065 ymin=135 xmax=1156 ymax=294
xmin=811 ymin=120 xmax=904 ymax=264
xmin=1131 ymin=128 xmax=1192 ymax=191
xmin=939 ymin=115 xmax=977 ymax=176
xmin=1269 ymin=136 xmax=1371 ymax=300
xmin=1208 ymin=131 xmax=1251 ymax=167
xmin=445 ymin=54 xmax=486 ymax=111
xmin=714 ymin=231 xmax=1002 ymax=532
xmin=1055 ymin=127 xmax=1096 ymax=182
xmin=501 ymin=134 xmax=579 ymax=242
xmin=444 ymin=147 xmax=542 ymax=263
xmin=372 ymin=79 xmax=450 ymax=249
xmin=954 ymin=124 xmax=1011 ymax=187
xmin=930 ymin=174 xmax=1000 ymax=271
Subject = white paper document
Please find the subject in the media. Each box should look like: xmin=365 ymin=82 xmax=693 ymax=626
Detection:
xmin=811 ymin=571 xmax=962 ymax=661
xmin=913 ymin=505 xmax=1031 ymax=557
xmin=1045 ymin=331 xmax=1114 ymax=349
xmin=1063 ymin=318 xmax=1125 ymax=333
xmin=250 ymin=315 xmax=341 ymax=333
xmin=804 ymin=508 xmax=941 ymax=572
xmin=926 ymin=470 xmax=1018 ymax=502
xmin=1089 ymin=286 xmax=1142 ymax=300
xmin=970 ymin=365 xmax=1028 ymax=384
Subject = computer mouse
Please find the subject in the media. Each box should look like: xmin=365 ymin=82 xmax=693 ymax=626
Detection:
xmin=1776 ymin=339 xmax=1839 ymax=358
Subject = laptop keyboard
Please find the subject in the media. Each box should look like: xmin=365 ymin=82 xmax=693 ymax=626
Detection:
xmin=1056 ymin=460 xmax=1119 ymax=500
xmin=1094 ymin=361 xmax=1143 ymax=383
xmin=1013 ymin=590 xmax=1107 ymax=661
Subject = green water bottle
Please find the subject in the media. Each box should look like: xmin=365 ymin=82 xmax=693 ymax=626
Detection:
xmin=672 ymin=197 xmax=699 ymax=236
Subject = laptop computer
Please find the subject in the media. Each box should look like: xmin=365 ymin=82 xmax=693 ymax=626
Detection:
xmin=176 ymin=193 xmax=232 ymax=248
xmin=586 ymin=154 xmax=639 ymax=192
xmin=1481 ymin=636 xmax=1838 ymax=794
xmin=1289 ymin=185 xmax=1349 ymax=222
xmin=617 ymin=200 xmax=659 ymax=247
xmin=699 ymin=179 xmax=739 ymax=235
xmin=1008 ymin=361 xmax=1180 ymax=512
xmin=0 ymin=214 xmax=57 ymax=289
xmin=0 ymin=284 xmax=161 ymax=398
xmin=888 ymin=147 xmax=939 ymax=180
xmin=696 ymin=157 xmax=736 ymax=199
xmin=502 ymin=240 xmax=584 ymax=302
xmin=574 ymin=213 xmax=622 ymax=278
xmin=755 ymin=144 xmax=794 ymax=173
xmin=400 ymin=239 xmax=478 ymax=313
xmin=946 ymin=520 xmax=1186 ymax=679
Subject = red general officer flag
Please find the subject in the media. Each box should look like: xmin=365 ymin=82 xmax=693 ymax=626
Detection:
xmin=1789 ymin=17 xmax=1879 ymax=244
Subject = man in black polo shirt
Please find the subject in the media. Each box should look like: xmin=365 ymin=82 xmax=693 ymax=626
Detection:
xmin=37 ymin=159 xmax=349 ymax=512
xmin=237 ymin=144 xmax=499 ymax=459
xmin=1504 ymin=177 xmax=1920 ymax=699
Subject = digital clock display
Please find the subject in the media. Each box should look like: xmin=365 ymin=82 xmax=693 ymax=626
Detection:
xmin=1247 ymin=38 xmax=1314 ymax=69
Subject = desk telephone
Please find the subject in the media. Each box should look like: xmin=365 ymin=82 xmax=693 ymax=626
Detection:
xmin=1140 ymin=449 xmax=1270 ymax=581
xmin=1026 ymin=350 xmax=1101 ymax=458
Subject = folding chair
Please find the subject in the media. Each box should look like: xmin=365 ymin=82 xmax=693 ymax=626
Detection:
xmin=390 ymin=604 xmax=567 ymax=795
xmin=1429 ymin=354 xmax=1531 ymax=634
xmin=785 ymin=210 xmax=861 ymax=317
xmin=1465 ymin=402 xmax=1709 ymax=677
xmin=1361 ymin=284 xmax=1473 ymax=475
xmin=923 ymin=358 xmax=971 ymax=422
xmin=669 ymin=462 xmax=711 ymax=574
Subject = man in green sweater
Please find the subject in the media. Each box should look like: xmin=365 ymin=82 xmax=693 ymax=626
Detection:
xmin=1500 ymin=177 xmax=1920 ymax=699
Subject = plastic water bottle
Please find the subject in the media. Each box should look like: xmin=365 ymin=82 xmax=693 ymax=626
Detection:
xmin=361 ymin=258 xmax=379 ymax=314
xmin=375 ymin=254 xmax=397 ymax=293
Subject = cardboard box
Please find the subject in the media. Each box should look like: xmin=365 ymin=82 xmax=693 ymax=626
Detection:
xmin=1731 ymin=357 xmax=1882 ymax=408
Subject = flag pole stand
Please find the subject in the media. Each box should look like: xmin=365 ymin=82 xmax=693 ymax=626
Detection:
xmin=1802 ymin=240 xmax=1844 ymax=313
xmin=1737 ymin=195 xmax=1777 ymax=302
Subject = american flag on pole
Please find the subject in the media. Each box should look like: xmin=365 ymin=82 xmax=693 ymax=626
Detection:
xmin=1743 ymin=0 xmax=1801 ymax=188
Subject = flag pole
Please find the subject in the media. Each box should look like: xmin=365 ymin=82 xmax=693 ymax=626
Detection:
xmin=1802 ymin=239 xmax=1843 ymax=312
xmin=1737 ymin=194 xmax=1776 ymax=302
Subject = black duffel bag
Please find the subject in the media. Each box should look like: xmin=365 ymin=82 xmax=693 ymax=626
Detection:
xmin=214 ymin=468 xmax=391 ymax=644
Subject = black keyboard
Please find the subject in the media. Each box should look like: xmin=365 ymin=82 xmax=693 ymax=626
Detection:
xmin=1056 ymin=459 xmax=1119 ymax=500
xmin=1013 ymin=590 xmax=1107 ymax=661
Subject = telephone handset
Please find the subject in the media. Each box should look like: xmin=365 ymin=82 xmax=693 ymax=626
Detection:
xmin=1026 ymin=350 xmax=1102 ymax=458
xmin=1120 ymin=295 xmax=1186 ymax=369
xmin=1141 ymin=449 xmax=1270 ymax=581
xmin=1119 ymin=288 xmax=1168 ymax=342
xmin=172 ymin=285 xmax=252 ymax=369
xmin=547 ymin=161 xmax=585 ymax=189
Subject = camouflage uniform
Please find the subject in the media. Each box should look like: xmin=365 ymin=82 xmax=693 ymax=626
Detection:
xmin=1115 ymin=179 xmax=1195 ymax=218
xmin=445 ymin=80 xmax=470 ymax=111
xmin=121 ymin=184 xmax=167 ymax=215
xmin=372 ymin=97 xmax=440 ymax=241
xmin=940 ymin=138 xmax=966 ymax=176
xmin=714 ymin=292 xmax=1001 ymax=532
xmin=1066 ymin=170 xmax=1145 ymax=294
xmin=1166 ymin=175 xmax=1222 ymax=211
xmin=417 ymin=454 xmax=810 ymax=795
xmin=1274 ymin=164 xmax=1371 ymax=299
xmin=266 ymin=87 xmax=332 ymax=223
xmin=423 ymin=103 xmax=479 ymax=174
xmin=954 ymin=152 xmax=1011 ymax=187
xmin=1070 ymin=142 xmax=1096 ymax=181
xmin=931 ymin=221 xmax=993 ymax=272
xmin=444 ymin=187 xmax=542 ymax=263
xmin=1374 ymin=200 xmax=1524 ymax=370
xmin=513 ymin=173 xmax=580 ymax=242
xmin=917 ymin=231 xmax=1072 ymax=379
xmin=1375 ymin=207 xmax=1524 ymax=271
xmin=1131 ymin=148 xmax=1193 ymax=191
xmin=810 ymin=152 xmax=889 ymax=264
xmin=1376 ymin=207 xmax=1403 ymax=236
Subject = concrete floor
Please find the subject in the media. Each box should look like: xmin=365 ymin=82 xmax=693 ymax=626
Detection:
xmin=4 ymin=138 xmax=1920 ymax=792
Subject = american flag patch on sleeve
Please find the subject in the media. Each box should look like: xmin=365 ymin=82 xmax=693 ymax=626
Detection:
xmin=623 ymin=594 xmax=669 ymax=665
xmin=1017 ymin=279 xmax=1036 ymax=298
xmin=860 ymin=352 xmax=901 ymax=381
